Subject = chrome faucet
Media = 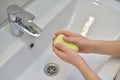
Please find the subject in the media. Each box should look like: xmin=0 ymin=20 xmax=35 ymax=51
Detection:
xmin=7 ymin=5 xmax=42 ymax=37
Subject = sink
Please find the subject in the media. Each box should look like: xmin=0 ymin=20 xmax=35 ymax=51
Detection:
xmin=0 ymin=0 xmax=120 ymax=80
xmin=0 ymin=25 xmax=25 ymax=67
xmin=0 ymin=27 xmax=15 ymax=55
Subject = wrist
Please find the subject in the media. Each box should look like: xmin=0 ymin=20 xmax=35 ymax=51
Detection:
xmin=73 ymin=57 xmax=85 ymax=67
xmin=86 ymin=40 xmax=99 ymax=53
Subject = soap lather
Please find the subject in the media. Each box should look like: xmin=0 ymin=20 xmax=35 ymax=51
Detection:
xmin=54 ymin=34 xmax=79 ymax=52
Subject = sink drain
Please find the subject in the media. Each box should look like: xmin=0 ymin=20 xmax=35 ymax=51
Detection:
xmin=44 ymin=63 xmax=59 ymax=77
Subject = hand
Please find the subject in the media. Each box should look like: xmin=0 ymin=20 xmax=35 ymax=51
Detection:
xmin=53 ymin=30 xmax=94 ymax=53
xmin=52 ymin=31 xmax=101 ymax=80
xmin=52 ymin=43 xmax=101 ymax=80
xmin=52 ymin=43 xmax=83 ymax=66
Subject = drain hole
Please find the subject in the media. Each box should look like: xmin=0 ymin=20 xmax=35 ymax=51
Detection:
xmin=44 ymin=63 xmax=59 ymax=77
xmin=29 ymin=43 xmax=34 ymax=48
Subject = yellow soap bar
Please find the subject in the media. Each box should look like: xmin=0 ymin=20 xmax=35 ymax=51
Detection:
xmin=54 ymin=34 xmax=79 ymax=52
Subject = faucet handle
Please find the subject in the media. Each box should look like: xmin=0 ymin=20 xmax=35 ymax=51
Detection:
xmin=7 ymin=5 xmax=35 ymax=22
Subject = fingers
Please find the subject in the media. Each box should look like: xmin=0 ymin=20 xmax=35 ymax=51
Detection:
xmin=52 ymin=43 xmax=66 ymax=59
xmin=52 ymin=35 xmax=56 ymax=41
xmin=63 ymin=36 xmax=79 ymax=45
xmin=53 ymin=30 xmax=81 ymax=42
xmin=55 ymin=43 xmax=75 ymax=55
xmin=55 ymin=30 xmax=80 ymax=37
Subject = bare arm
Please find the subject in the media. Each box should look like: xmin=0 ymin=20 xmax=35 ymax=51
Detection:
xmin=75 ymin=58 xmax=101 ymax=80
xmin=53 ymin=31 xmax=101 ymax=80
xmin=91 ymin=40 xmax=120 ymax=56
xmin=53 ymin=30 xmax=120 ymax=80
xmin=55 ymin=31 xmax=120 ymax=56
xmin=52 ymin=43 xmax=100 ymax=80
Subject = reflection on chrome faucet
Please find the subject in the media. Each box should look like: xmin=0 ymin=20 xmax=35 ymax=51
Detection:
xmin=7 ymin=5 xmax=43 ymax=37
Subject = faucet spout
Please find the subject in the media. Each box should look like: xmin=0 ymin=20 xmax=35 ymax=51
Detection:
xmin=7 ymin=5 xmax=42 ymax=37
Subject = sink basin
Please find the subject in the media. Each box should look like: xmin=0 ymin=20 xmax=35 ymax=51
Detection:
xmin=0 ymin=27 xmax=15 ymax=55
xmin=0 ymin=0 xmax=120 ymax=80
xmin=0 ymin=25 xmax=25 ymax=67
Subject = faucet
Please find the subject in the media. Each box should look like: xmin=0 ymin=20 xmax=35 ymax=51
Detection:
xmin=7 ymin=5 xmax=43 ymax=37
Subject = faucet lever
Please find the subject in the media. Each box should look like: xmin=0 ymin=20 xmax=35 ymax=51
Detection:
xmin=7 ymin=5 xmax=35 ymax=22
xmin=7 ymin=5 xmax=42 ymax=37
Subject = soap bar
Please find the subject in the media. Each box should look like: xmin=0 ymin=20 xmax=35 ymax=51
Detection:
xmin=54 ymin=34 xmax=79 ymax=52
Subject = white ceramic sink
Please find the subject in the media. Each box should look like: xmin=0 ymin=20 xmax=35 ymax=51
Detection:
xmin=0 ymin=0 xmax=120 ymax=80
xmin=0 ymin=25 xmax=25 ymax=67
xmin=0 ymin=28 xmax=15 ymax=55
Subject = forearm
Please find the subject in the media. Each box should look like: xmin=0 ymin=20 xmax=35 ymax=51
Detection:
xmin=91 ymin=40 xmax=120 ymax=56
xmin=75 ymin=58 xmax=100 ymax=80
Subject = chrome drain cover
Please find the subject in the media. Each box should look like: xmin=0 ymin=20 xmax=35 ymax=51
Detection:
xmin=44 ymin=63 xmax=59 ymax=77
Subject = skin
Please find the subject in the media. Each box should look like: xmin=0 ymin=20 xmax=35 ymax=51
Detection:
xmin=52 ymin=30 xmax=120 ymax=80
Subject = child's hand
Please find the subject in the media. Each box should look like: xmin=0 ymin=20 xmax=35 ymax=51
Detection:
xmin=52 ymin=31 xmax=101 ymax=80
xmin=52 ymin=43 xmax=83 ymax=66
xmin=53 ymin=30 xmax=94 ymax=53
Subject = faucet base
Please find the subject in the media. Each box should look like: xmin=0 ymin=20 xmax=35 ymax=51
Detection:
xmin=10 ymin=22 xmax=24 ymax=37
